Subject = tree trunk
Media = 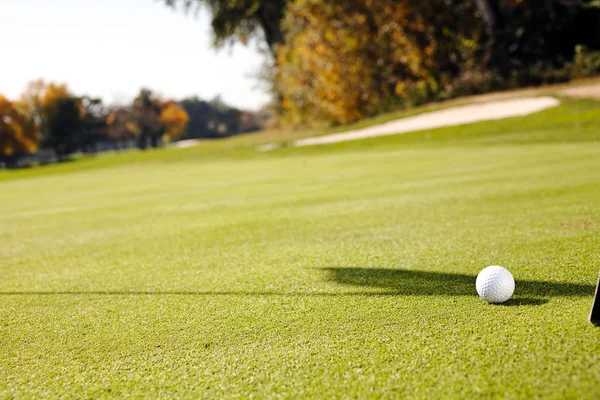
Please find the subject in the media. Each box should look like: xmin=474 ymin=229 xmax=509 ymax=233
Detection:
xmin=474 ymin=0 xmax=509 ymax=75
xmin=138 ymin=134 xmax=147 ymax=150
xmin=257 ymin=2 xmax=287 ymax=58
xmin=475 ymin=0 xmax=496 ymax=35
xmin=150 ymin=133 xmax=159 ymax=148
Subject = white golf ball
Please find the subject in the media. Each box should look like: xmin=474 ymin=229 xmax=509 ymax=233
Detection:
xmin=476 ymin=266 xmax=515 ymax=303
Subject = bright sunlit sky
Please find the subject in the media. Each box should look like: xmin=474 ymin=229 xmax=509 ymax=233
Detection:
xmin=0 ymin=0 xmax=269 ymax=110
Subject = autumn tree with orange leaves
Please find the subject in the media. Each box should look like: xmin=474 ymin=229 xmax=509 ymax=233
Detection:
xmin=275 ymin=0 xmax=484 ymax=124
xmin=16 ymin=80 xmax=85 ymax=159
xmin=12 ymin=80 xmax=113 ymax=159
xmin=128 ymin=89 xmax=189 ymax=149
xmin=165 ymin=0 xmax=600 ymax=126
xmin=160 ymin=101 xmax=190 ymax=139
xmin=0 ymin=95 xmax=38 ymax=166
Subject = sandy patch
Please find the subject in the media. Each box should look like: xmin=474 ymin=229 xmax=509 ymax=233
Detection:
xmin=171 ymin=139 xmax=201 ymax=149
xmin=561 ymin=84 xmax=600 ymax=99
xmin=256 ymin=143 xmax=282 ymax=152
xmin=294 ymin=96 xmax=559 ymax=147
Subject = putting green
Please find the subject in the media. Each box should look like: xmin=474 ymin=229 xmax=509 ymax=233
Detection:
xmin=1 ymin=99 xmax=599 ymax=398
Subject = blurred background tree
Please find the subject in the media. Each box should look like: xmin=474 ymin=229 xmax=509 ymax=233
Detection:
xmin=42 ymin=91 xmax=83 ymax=160
xmin=3 ymin=0 xmax=599 ymax=166
xmin=106 ymin=107 xmax=140 ymax=149
xmin=0 ymin=95 xmax=38 ymax=167
xmin=276 ymin=0 xmax=483 ymax=124
xmin=160 ymin=100 xmax=190 ymax=141
xmin=80 ymin=97 xmax=108 ymax=154
xmin=475 ymin=0 xmax=600 ymax=74
xmin=165 ymin=0 xmax=600 ymax=125
xmin=131 ymin=88 xmax=191 ymax=149
xmin=3 ymin=81 xmax=260 ymax=167
xmin=178 ymin=95 xmax=262 ymax=139
xmin=164 ymin=0 xmax=289 ymax=56
xmin=132 ymin=88 xmax=164 ymax=149
xmin=16 ymin=81 xmax=84 ymax=160
xmin=16 ymin=80 xmax=47 ymax=136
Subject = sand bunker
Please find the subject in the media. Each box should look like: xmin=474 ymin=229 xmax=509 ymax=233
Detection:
xmin=294 ymin=96 xmax=560 ymax=147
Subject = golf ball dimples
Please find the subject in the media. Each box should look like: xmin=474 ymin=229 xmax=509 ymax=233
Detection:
xmin=476 ymin=266 xmax=515 ymax=303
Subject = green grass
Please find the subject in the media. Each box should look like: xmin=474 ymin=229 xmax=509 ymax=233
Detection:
xmin=1 ymin=99 xmax=600 ymax=398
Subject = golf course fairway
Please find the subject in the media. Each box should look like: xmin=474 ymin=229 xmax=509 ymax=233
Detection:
xmin=1 ymin=98 xmax=600 ymax=398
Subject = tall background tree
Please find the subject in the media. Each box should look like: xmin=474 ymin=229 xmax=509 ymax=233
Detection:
xmin=474 ymin=0 xmax=600 ymax=78
xmin=43 ymin=95 xmax=83 ymax=159
xmin=178 ymin=96 xmax=262 ymax=139
xmin=106 ymin=107 xmax=140 ymax=149
xmin=165 ymin=0 xmax=600 ymax=125
xmin=3 ymin=81 xmax=258 ymax=167
xmin=276 ymin=0 xmax=484 ymax=124
xmin=17 ymin=81 xmax=85 ymax=160
xmin=80 ymin=97 xmax=108 ymax=153
xmin=160 ymin=100 xmax=190 ymax=140
xmin=129 ymin=88 xmax=190 ymax=149
xmin=0 ymin=95 xmax=38 ymax=166
xmin=133 ymin=89 xmax=164 ymax=149
xmin=164 ymin=0 xmax=289 ymax=56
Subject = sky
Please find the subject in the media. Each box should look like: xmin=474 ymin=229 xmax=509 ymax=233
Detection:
xmin=0 ymin=0 xmax=269 ymax=110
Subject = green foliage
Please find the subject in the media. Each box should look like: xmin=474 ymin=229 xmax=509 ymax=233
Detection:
xmin=572 ymin=45 xmax=600 ymax=77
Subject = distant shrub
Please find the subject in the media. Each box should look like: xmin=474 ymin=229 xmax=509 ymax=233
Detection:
xmin=572 ymin=45 xmax=600 ymax=77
